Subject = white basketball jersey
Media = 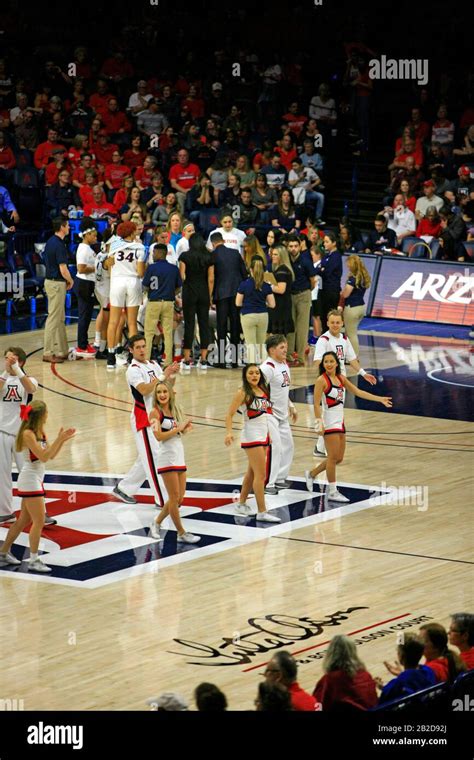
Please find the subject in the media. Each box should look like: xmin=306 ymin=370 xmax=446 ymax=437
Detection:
xmin=313 ymin=331 xmax=356 ymax=375
xmin=109 ymin=238 xmax=145 ymax=278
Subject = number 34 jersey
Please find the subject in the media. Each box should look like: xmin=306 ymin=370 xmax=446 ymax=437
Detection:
xmin=108 ymin=238 xmax=146 ymax=278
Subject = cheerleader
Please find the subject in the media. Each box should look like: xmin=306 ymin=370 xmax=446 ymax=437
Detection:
xmin=225 ymin=364 xmax=281 ymax=522
xmin=0 ymin=401 xmax=75 ymax=573
xmin=305 ymin=351 xmax=392 ymax=502
xmin=148 ymin=381 xmax=200 ymax=544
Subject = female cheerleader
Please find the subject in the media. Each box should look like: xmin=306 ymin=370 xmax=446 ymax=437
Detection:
xmin=149 ymin=381 xmax=200 ymax=544
xmin=225 ymin=364 xmax=281 ymax=522
xmin=0 ymin=401 xmax=75 ymax=573
xmin=305 ymin=351 xmax=392 ymax=502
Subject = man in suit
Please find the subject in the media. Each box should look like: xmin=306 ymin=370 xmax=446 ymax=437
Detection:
xmin=210 ymin=231 xmax=247 ymax=367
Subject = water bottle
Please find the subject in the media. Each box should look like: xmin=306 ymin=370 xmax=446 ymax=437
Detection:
xmin=30 ymin=296 xmax=36 ymax=314
xmin=65 ymin=292 xmax=72 ymax=309
xmin=76 ymin=209 xmax=84 ymax=218
xmin=6 ymin=299 xmax=12 ymax=317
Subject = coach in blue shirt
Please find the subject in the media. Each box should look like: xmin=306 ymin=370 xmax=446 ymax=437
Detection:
xmin=318 ymin=231 xmax=342 ymax=331
xmin=142 ymin=243 xmax=182 ymax=364
xmin=286 ymin=234 xmax=315 ymax=366
xmin=43 ymin=217 xmax=74 ymax=363
xmin=210 ymin=231 xmax=248 ymax=367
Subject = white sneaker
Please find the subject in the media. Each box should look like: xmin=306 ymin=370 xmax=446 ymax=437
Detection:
xmin=28 ymin=558 xmax=52 ymax=573
xmin=256 ymin=511 xmax=281 ymax=523
xmin=235 ymin=503 xmax=254 ymax=515
xmin=149 ymin=521 xmax=162 ymax=539
xmin=180 ymin=360 xmax=191 ymax=372
xmin=177 ymin=531 xmax=200 ymax=544
xmin=313 ymin=441 xmax=327 ymax=456
xmin=304 ymin=470 xmax=314 ymax=492
xmin=327 ymin=489 xmax=350 ymax=503
xmin=0 ymin=551 xmax=21 ymax=565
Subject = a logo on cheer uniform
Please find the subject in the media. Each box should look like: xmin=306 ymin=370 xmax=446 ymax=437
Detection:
xmin=335 ymin=345 xmax=344 ymax=360
xmin=254 ymin=397 xmax=272 ymax=412
xmin=3 ymin=385 xmax=23 ymax=402
xmin=281 ymin=371 xmax=290 ymax=388
xmin=335 ymin=387 xmax=344 ymax=403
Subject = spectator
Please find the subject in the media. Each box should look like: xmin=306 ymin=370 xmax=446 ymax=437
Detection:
xmin=182 ymin=84 xmax=205 ymax=121
xmin=179 ymin=232 xmax=215 ymax=370
xmin=95 ymin=131 xmax=119 ymax=166
xmin=446 ymin=166 xmax=474 ymax=201
xmin=194 ymin=683 xmax=228 ymax=712
xmin=282 ymin=100 xmax=308 ymax=137
xmin=255 ymin=682 xmax=292 ymax=712
xmin=251 ymin=173 xmax=278 ymax=222
xmin=123 ymin=134 xmax=148 ymax=170
xmin=42 ymin=217 xmax=74 ymax=363
xmin=377 ymin=633 xmax=437 ymax=704
xmin=431 ymin=105 xmax=455 ymax=150
xmin=237 ymin=189 xmax=259 ymax=232
xmin=220 ymin=172 xmax=242 ymax=210
xmin=236 ymin=256 xmax=275 ymax=363
xmin=286 ymin=234 xmax=315 ymax=365
xmin=263 ymin=650 xmax=317 ymax=711
xmin=104 ymin=150 xmax=131 ymax=196
xmin=101 ymin=97 xmax=131 ymax=137
xmin=365 ymin=214 xmax=397 ymax=253
xmin=10 ymin=92 xmax=30 ymax=126
xmin=437 ymin=208 xmax=467 ymax=261
xmin=419 ymin=623 xmax=466 ymax=683
xmin=453 ymin=125 xmax=474 ymax=161
xmin=14 ymin=108 xmax=40 ymax=150
xmin=406 ymin=107 xmax=431 ymax=144
xmin=137 ymin=98 xmax=168 ymax=138
xmin=259 ymin=153 xmax=288 ymax=190
xmin=271 ymin=189 xmax=301 ymax=233
xmin=88 ymin=78 xmax=111 ymax=118
xmin=206 ymin=157 xmax=229 ymax=205
xmin=120 ymin=186 xmax=149 ymax=223
xmin=309 ymin=83 xmax=337 ymax=134
xmin=210 ymin=230 xmax=247 ymax=367
xmin=384 ymin=194 xmax=416 ymax=245
xmin=169 ymin=148 xmax=201 ymax=214
xmin=252 ymin=141 xmax=273 ymax=171
xmin=208 ymin=81 xmax=228 ymax=122
xmin=288 ymin=157 xmax=325 ymax=223
xmin=113 ymin=175 xmax=135 ymax=212
xmin=300 ymin=139 xmax=324 ymax=173
xmin=72 ymin=153 xmax=96 ymax=190
xmin=83 ymin=185 xmax=117 ymax=219
xmin=184 ymin=174 xmax=214 ymax=224
xmin=448 ymin=613 xmax=474 ymax=670
xmin=426 ymin=141 xmax=453 ymax=177
xmin=152 ymin=191 xmax=178 ymax=226
xmin=232 ymin=155 xmax=256 ymax=189
xmin=135 ymin=155 xmax=158 ymax=191
xmin=268 ymin=244 xmax=295 ymax=337
xmin=142 ymin=243 xmax=182 ymax=364
xmin=46 ymin=169 xmax=78 ymax=218
xmin=128 ymin=80 xmax=153 ymax=116
xmin=0 ymin=131 xmax=15 ymax=170
xmin=34 ymin=128 xmax=66 ymax=170
xmin=0 ymin=185 xmax=19 ymax=226
xmin=100 ymin=51 xmax=134 ymax=83
xmin=389 ymin=137 xmax=423 ymax=175
xmin=313 ymin=635 xmax=378 ymax=711
xmin=275 ymin=134 xmax=297 ymax=171
xmin=415 ymin=206 xmax=442 ymax=242
xmin=299 ymin=118 xmax=322 ymax=147
xmin=159 ymin=85 xmax=180 ymax=124
xmin=338 ymin=224 xmax=364 ymax=254
xmin=415 ymin=180 xmax=444 ymax=218
xmin=44 ymin=147 xmax=71 ymax=186
xmin=78 ymin=170 xmax=100 ymax=207
xmin=206 ymin=211 xmax=247 ymax=254
xmin=395 ymin=178 xmax=417 ymax=213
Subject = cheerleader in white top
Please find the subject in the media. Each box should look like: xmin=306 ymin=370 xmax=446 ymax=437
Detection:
xmin=225 ymin=364 xmax=281 ymax=523
xmin=0 ymin=401 xmax=75 ymax=573
xmin=305 ymin=351 xmax=392 ymax=502
xmin=148 ymin=381 xmax=200 ymax=544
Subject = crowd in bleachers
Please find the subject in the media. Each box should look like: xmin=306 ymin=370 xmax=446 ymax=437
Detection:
xmin=146 ymin=614 xmax=474 ymax=712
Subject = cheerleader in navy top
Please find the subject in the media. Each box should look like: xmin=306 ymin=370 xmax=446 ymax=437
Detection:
xmin=305 ymin=351 xmax=392 ymax=503
xmin=0 ymin=401 xmax=75 ymax=574
xmin=225 ymin=364 xmax=281 ymax=523
xmin=149 ymin=381 xmax=201 ymax=544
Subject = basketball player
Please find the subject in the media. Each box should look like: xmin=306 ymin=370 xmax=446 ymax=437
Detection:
xmin=149 ymin=381 xmax=200 ymax=543
xmin=260 ymin=335 xmax=297 ymax=494
xmin=0 ymin=348 xmax=56 ymax=526
xmin=305 ymin=351 xmax=392 ymax=502
xmin=313 ymin=309 xmax=376 ymax=456
xmin=92 ymin=227 xmax=114 ymax=358
xmin=225 ymin=364 xmax=281 ymax=522
xmin=0 ymin=400 xmax=75 ymax=573
xmin=112 ymin=334 xmax=179 ymax=507
xmin=104 ymin=221 xmax=146 ymax=369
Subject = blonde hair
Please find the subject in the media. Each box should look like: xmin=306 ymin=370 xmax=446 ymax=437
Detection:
xmin=243 ymin=234 xmax=266 ymax=272
xmin=16 ymin=400 xmax=47 ymax=452
xmin=271 ymin=245 xmax=295 ymax=281
xmin=166 ymin=211 xmax=184 ymax=233
xmin=347 ymin=255 xmax=371 ymax=289
xmin=250 ymin=257 xmax=265 ymax=290
xmin=153 ymin=381 xmax=184 ymax=424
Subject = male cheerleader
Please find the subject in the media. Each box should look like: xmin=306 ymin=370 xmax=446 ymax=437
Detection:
xmin=260 ymin=335 xmax=297 ymax=494
xmin=0 ymin=347 xmax=56 ymax=524
xmin=313 ymin=309 xmax=376 ymax=455
xmin=112 ymin=334 xmax=179 ymax=506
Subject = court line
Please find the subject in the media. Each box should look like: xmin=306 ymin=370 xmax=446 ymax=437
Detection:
xmin=272 ymin=536 xmax=474 ymax=565
xmin=45 ymin=364 xmax=474 ymax=446
xmin=242 ymin=612 xmax=412 ymax=672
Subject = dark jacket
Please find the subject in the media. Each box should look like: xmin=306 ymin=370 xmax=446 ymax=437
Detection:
xmin=212 ymin=244 xmax=248 ymax=301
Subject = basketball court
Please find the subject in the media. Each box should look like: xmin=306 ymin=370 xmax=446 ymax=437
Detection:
xmin=1 ymin=318 xmax=472 ymax=711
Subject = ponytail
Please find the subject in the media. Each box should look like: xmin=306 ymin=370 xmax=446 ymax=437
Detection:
xmin=250 ymin=257 xmax=265 ymax=290
xmin=16 ymin=400 xmax=47 ymax=452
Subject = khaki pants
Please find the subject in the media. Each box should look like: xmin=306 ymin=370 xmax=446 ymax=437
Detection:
xmin=241 ymin=312 xmax=268 ymax=364
xmin=287 ymin=290 xmax=312 ymax=362
xmin=44 ymin=280 xmax=68 ymax=357
xmin=343 ymin=304 xmax=365 ymax=357
xmin=144 ymin=300 xmax=174 ymax=363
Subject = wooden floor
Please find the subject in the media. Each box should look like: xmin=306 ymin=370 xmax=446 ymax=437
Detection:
xmin=1 ymin=323 xmax=473 ymax=711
